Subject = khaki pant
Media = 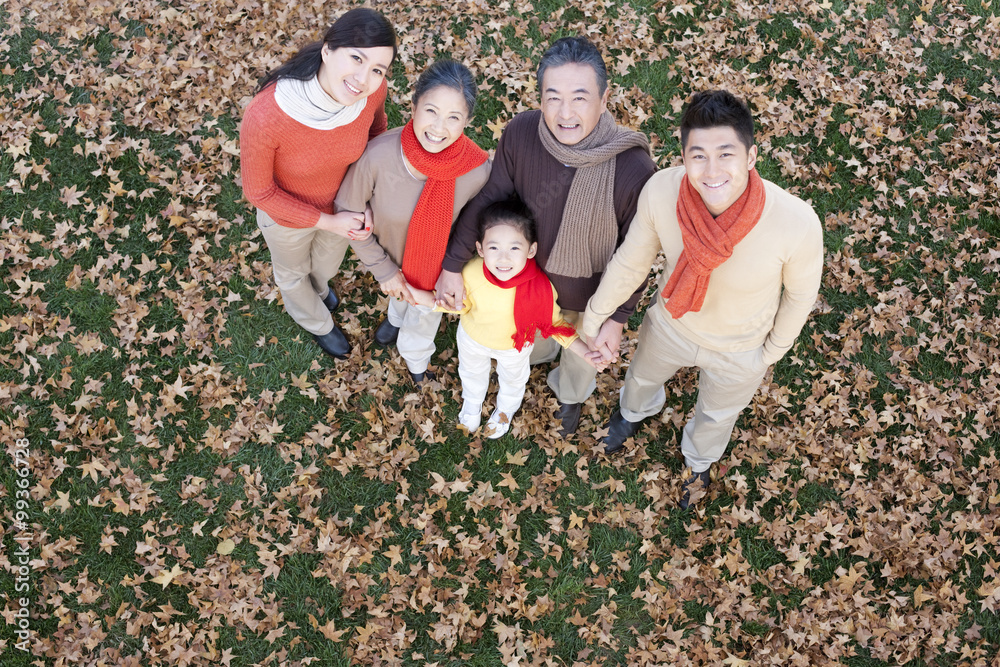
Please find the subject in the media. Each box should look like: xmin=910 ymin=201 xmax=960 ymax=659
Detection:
xmin=528 ymin=309 xmax=598 ymax=404
xmin=621 ymin=304 xmax=768 ymax=473
xmin=257 ymin=210 xmax=350 ymax=336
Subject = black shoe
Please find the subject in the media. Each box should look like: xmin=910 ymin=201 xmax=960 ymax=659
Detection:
xmin=679 ymin=470 xmax=712 ymax=510
xmin=555 ymin=402 xmax=582 ymax=437
xmin=321 ymin=289 xmax=339 ymax=312
xmin=410 ymin=369 xmax=435 ymax=384
xmin=602 ymin=410 xmax=642 ymax=454
xmin=374 ymin=317 xmax=399 ymax=347
xmin=314 ymin=325 xmax=350 ymax=359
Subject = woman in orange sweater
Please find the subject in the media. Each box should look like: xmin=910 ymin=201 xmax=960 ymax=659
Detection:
xmin=240 ymin=8 xmax=396 ymax=359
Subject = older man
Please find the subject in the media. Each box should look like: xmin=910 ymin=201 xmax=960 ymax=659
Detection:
xmin=582 ymin=90 xmax=824 ymax=508
xmin=435 ymin=36 xmax=657 ymax=436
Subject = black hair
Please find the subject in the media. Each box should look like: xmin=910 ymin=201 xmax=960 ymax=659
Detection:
xmin=679 ymin=90 xmax=755 ymax=151
xmin=478 ymin=200 xmax=536 ymax=246
xmin=413 ymin=60 xmax=478 ymax=117
xmin=536 ymin=36 xmax=608 ymax=95
xmin=256 ymin=8 xmax=397 ymax=94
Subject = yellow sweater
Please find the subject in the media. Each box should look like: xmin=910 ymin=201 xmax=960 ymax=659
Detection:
xmin=583 ymin=166 xmax=823 ymax=365
xmin=446 ymin=258 xmax=578 ymax=351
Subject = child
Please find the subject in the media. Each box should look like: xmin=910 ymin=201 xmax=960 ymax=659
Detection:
xmin=412 ymin=201 xmax=597 ymax=438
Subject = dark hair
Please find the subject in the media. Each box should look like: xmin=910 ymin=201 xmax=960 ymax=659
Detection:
xmin=256 ymin=8 xmax=397 ymax=94
xmin=413 ymin=60 xmax=478 ymax=117
xmin=679 ymin=90 xmax=755 ymax=151
xmin=478 ymin=200 xmax=536 ymax=245
xmin=536 ymin=36 xmax=608 ymax=95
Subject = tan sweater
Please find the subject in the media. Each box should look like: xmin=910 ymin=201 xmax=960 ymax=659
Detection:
xmin=583 ymin=166 xmax=823 ymax=365
xmin=335 ymin=127 xmax=492 ymax=284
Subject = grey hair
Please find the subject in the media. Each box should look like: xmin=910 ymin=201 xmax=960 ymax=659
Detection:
xmin=413 ymin=60 xmax=478 ymax=117
xmin=536 ymin=36 xmax=608 ymax=95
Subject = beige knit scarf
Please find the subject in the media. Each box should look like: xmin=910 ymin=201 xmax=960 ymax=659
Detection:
xmin=537 ymin=111 xmax=651 ymax=278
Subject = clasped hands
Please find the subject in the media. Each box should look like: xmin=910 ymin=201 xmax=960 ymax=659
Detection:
xmin=578 ymin=319 xmax=624 ymax=372
xmin=315 ymin=206 xmax=374 ymax=241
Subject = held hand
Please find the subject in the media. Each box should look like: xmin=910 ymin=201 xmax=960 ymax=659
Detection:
xmin=570 ymin=339 xmax=605 ymax=371
xmin=316 ymin=211 xmax=367 ymax=239
xmin=594 ymin=319 xmax=625 ymax=364
xmin=380 ymin=272 xmax=417 ymax=306
xmin=582 ymin=348 xmax=609 ymax=371
xmin=434 ymin=270 xmax=465 ymax=311
xmin=355 ymin=205 xmax=374 ymax=241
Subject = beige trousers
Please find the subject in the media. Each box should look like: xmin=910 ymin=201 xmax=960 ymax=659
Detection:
xmin=528 ymin=309 xmax=598 ymax=404
xmin=621 ymin=304 xmax=768 ymax=473
xmin=386 ymin=297 xmax=443 ymax=374
xmin=257 ymin=210 xmax=350 ymax=336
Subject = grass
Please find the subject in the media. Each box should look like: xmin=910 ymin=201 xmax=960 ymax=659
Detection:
xmin=2 ymin=0 xmax=1000 ymax=665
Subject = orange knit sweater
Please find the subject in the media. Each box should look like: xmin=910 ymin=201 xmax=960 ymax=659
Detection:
xmin=239 ymin=80 xmax=388 ymax=228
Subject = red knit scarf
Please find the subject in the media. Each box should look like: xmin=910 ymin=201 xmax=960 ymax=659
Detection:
xmin=482 ymin=258 xmax=576 ymax=351
xmin=399 ymin=121 xmax=488 ymax=290
xmin=661 ymin=169 xmax=766 ymax=318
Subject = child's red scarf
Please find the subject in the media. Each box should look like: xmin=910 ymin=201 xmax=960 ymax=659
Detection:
xmin=399 ymin=121 xmax=488 ymax=291
xmin=482 ymin=258 xmax=576 ymax=351
xmin=661 ymin=169 xmax=766 ymax=318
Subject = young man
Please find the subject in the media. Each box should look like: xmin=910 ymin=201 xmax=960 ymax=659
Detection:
xmin=435 ymin=37 xmax=656 ymax=436
xmin=581 ymin=90 xmax=824 ymax=508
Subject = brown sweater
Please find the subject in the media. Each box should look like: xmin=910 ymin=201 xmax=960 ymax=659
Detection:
xmin=441 ymin=110 xmax=656 ymax=320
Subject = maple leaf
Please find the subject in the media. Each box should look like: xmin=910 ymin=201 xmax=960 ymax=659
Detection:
xmin=497 ymin=472 xmax=519 ymax=491
xmin=151 ymin=563 xmax=184 ymax=588
xmin=487 ymin=118 xmax=506 ymax=140
xmin=505 ymin=448 xmax=529 ymax=466
xmin=59 ymin=184 xmax=85 ymax=207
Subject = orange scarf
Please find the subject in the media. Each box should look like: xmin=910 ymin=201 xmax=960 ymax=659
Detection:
xmin=482 ymin=259 xmax=576 ymax=352
xmin=399 ymin=121 xmax=488 ymax=291
xmin=661 ymin=169 xmax=766 ymax=318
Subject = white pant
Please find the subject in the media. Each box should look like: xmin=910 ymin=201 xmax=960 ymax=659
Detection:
xmin=386 ymin=298 xmax=443 ymax=374
xmin=621 ymin=305 xmax=769 ymax=473
xmin=456 ymin=323 xmax=532 ymax=417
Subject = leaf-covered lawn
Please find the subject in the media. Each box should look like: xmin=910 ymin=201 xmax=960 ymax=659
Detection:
xmin=2 ymin=0 xmax=998 ymax=665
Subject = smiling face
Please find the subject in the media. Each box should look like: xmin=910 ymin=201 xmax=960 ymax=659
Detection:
xmin=317 ymin=45 xmax=394 ymax=106
xmin=682 ymin=126 xmax=758 ymax=217
xmin=540 ymin=63 xmax=609 ymax=146
xmin=411 ymin=85 xmax=471 ymax=154
xmin=476 ymin=223 xmax=537 ymax=282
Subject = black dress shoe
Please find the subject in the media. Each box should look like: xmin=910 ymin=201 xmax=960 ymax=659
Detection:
xmin=602 ymin=410 xmax=642 ymax=454
xmin=555 ymin=401 xmax=582 ymax=437
xmin=321 ymin=289 xmax=339 ymax=312
xmin=679 ymin=470 xmax=712 ymax=510
xmin=410 ymin=369 xmax=436 ymax=384
xmin=314 ymin=325 xmax=350 ymax=359
xmin=373 ymin=317 xmax=400 ymax=347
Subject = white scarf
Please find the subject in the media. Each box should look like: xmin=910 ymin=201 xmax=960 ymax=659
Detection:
xmin=274 ymin=75 xmax=367 ymax=130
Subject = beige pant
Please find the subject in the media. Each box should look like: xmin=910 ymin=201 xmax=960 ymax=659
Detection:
xmin=528 ymin=309 xmax=598 ymax=404
xmin=621 ymin=304 xmax=768 ymax=473
xmin=257 ymin=210 xmax=350 ymax=336
xmin=386 ymin=297 xmax=443 ymax=374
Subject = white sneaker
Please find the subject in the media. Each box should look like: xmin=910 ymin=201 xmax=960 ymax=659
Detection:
xmin=484 ymin=408 xmax=511 ymax=439
xmin=458 ymin=404 xmax=482 ymax=433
